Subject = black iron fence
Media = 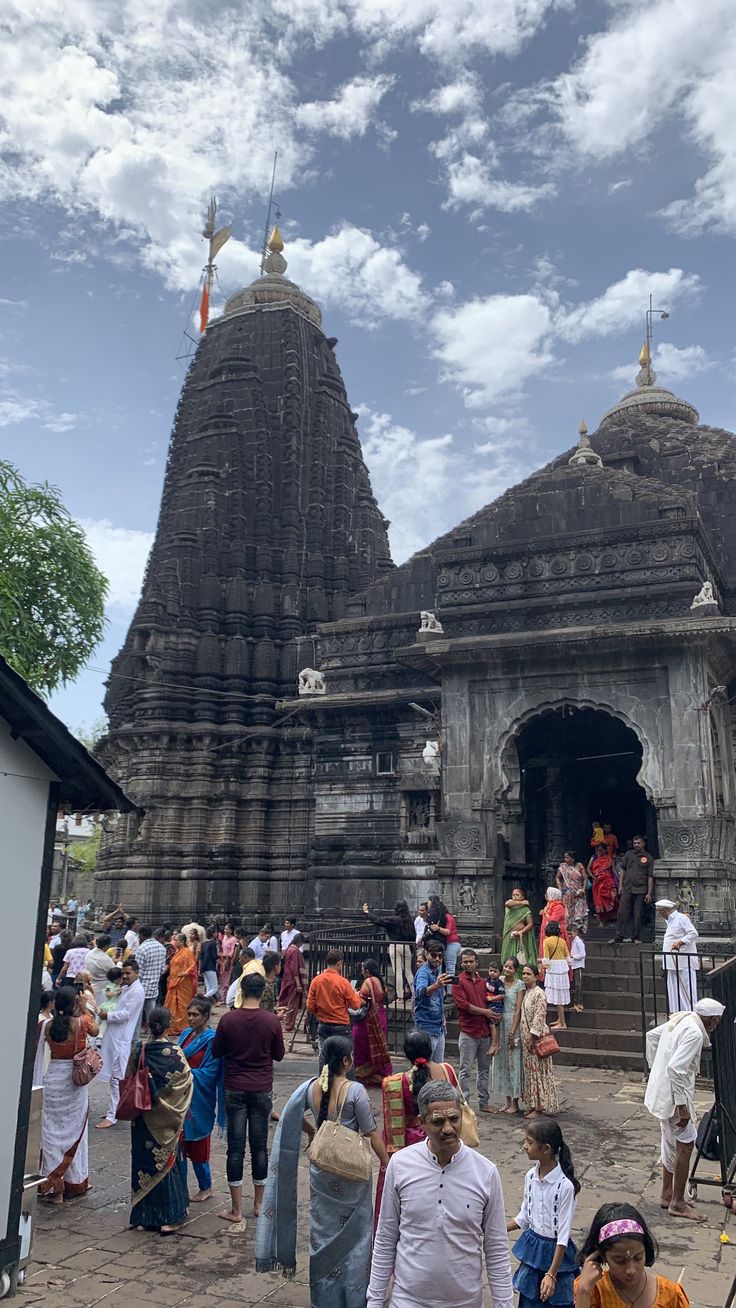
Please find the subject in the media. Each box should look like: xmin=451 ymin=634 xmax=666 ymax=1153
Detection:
xmin=638 ymin=948 xmax=734 ymax=1066
xmin=688 ymin=955 xmax=736 ymax=1197
xmin=308 ymin=932 xmax=418 ymax=1053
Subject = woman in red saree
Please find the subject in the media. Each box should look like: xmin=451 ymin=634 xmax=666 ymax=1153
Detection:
xmin=587 ymin=842 xmax=620 ymax=923
xmin=352 ymin=959 xmax=393 ymax=1087
xmin=164 ymin=934 xmax=199 ymax=1035
xmin=538 ymin=886 xmax=570 ymax=959
xmin=279 ymin=934 xmax=307 ymax=1031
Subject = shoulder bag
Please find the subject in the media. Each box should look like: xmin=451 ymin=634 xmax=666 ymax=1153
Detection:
xmin=71 ymin=1019 xmax=102 ymax=1086
xmin=308 ymin=1081 xmax=373 ymax=1182
xmin=439 ymin=1062 xmax=480 ymax=1148
xmin=534 ymin=1032 xmax=560 ymax=1059
xmin=115 ymin=1042 xmax=153 ymax=1120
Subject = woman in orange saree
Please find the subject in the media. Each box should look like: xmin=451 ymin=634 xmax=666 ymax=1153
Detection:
xmin=164 ymin=934 xmax=198 ymax=1035
xmin=353 ymin=959 xmax=393 ymax=1087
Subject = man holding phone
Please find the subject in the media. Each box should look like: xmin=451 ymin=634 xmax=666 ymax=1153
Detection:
xmin=414 ymin=942 xmax=451 ymax=1062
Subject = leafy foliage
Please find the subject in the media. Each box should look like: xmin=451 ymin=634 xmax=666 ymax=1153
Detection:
xmin=0 ymin=461 xmax=108 ymax=694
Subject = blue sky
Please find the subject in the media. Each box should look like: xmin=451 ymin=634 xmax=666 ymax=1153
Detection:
xmin=1 ymin=0 xmax=735 ymax=732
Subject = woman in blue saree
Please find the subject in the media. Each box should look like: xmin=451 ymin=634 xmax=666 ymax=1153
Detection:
xmin=177 ymin=997 xmax=224 ymax=1202
xmin=256 ymin=1035 xmax=389 ymax=1307
xmin=128 ymin=1006 xmax=193 ymax=1234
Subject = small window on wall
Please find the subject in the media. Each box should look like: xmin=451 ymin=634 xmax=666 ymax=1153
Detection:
xmin=375 ymin=751 xmax=394 ymax=776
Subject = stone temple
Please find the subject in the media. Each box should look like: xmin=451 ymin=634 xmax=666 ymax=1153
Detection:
xmin=98 ymin=239 xmax=736 ymax=935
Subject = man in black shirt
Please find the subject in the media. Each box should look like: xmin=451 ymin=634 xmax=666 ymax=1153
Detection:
xmin=611 ymin=834 xmax=655 ymax=944
xmin=200 ymin=926 xmax=219 ymax=999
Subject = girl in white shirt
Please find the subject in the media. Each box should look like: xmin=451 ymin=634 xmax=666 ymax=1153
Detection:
xmin=507 ymin=1117 xmax=580 ymax=1307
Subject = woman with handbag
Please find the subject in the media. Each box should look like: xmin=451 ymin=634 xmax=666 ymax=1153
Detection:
xmin=520 ymin=965 xmax=559 ymax=1119
xmin=255 ymin=1035 xmax=389 ymax=1306
xmin=352 ymin=958 xmax=393 ymax=1087
xmin=37 ymin=987 xmax=99 ymax=1205
xmin=127 ymin=1006 xmax=193 ymax=1233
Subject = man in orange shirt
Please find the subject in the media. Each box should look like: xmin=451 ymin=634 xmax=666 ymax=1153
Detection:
xmin=306 ymin=948 xmax=362 ymax=1070
xmin=603 ymin=823 xmax=619 ymax=858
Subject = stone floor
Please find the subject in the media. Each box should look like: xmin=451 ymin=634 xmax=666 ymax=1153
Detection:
xmin=21 ymin=1054 xmax=734 ymax=1307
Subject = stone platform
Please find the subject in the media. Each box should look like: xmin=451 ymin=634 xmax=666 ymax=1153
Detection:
xmin=22 ymin=1054 xmax=734 ymax=1308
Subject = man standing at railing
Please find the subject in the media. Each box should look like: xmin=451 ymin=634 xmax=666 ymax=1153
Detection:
xmin=656 ymin=899 xmax=700 ymax=1013
xmin=645 ymin=997 xmax=724 ymax=1222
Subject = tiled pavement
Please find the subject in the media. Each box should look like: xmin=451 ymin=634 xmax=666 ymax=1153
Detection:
xmin=22 ymin=1054 xmax=734 ymax=1307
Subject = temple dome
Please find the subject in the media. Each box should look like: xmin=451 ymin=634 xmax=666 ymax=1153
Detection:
xmin=219 ymin=224 xmax=322 ymax=328
xmin=598 ymin=342 xmax=698 ymax=431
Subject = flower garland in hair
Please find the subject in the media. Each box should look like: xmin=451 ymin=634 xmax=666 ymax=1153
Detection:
xmin=318 ymin=1064 xmax=331 ymax=1092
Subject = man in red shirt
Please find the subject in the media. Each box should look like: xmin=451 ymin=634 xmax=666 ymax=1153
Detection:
xmin=212 ymin=972 xmax=285 ymax=1223
xmin=306 ymin=948 xmax=362 ymax=1070
xmin=452 ymin=949 xmax=495 ymax=1115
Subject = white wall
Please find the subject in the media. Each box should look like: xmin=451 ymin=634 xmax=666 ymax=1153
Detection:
xmin=0 ymin=720 xmax=55 ymax=1242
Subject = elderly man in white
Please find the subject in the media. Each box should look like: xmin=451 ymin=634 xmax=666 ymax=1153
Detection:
xmin=367 ymin=1080 xmax=514 ymax=1308
xmin=95 ymin=957 xmax=146 ymax=1128
xmin=645 ymin=996 xmax=724 ymax=1222
xmin=656 ymin=898 xmax=699 ymax=1013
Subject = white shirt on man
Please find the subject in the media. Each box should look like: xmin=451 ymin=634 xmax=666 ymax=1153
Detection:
xmin=662 ymin=910 xmax=699 ymax=971
xmin=84 ymin=946 xmax=113 ymax=1005
xmin=645 ymin=1011 xmax=709 ymax=1123
xmin=515 ymin=1161 xmax=576 ymax=1247
xmin=99 ymin=978 xmax=145 ymax=1081
xmin=414 ymin=914 xmax=426 ymax=945
xmin=280 ymin=927 xmax=298 ymax=951
xmin=570 ymin=936 xmax=586 ymax=969
xmin=367 ymin=1139 xmax=513 ymax=1308
xmin=249 ymin=934 xmax=277 ymax=958
xmin=124 ymin=929 xmax=140 ymax=951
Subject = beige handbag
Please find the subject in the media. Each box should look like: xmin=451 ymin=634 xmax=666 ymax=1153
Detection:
xmin=309 ymin=1081 xmax=373 ymax=1182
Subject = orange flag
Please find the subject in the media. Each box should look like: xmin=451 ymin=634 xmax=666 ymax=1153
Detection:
xmin=199 ymin=284 xmax=209 ymax=332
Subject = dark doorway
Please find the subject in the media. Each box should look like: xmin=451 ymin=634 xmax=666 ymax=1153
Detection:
xmin=516 ymin=706 xmax=658 ymax=885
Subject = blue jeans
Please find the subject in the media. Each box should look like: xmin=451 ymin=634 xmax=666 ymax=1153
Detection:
xmin=428 ymin=1029 xmax=446 ymax=1063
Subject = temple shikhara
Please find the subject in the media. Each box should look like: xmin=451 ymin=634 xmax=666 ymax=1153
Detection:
xmin=97 ymin=229 xmax=736 ymax=934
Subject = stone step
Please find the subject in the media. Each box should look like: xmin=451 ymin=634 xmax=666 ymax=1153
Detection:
xmin=555 ymin=1025 xmax=642 ymax=1053
xmin=554 ymin=1045 xmax=646 ymax=1072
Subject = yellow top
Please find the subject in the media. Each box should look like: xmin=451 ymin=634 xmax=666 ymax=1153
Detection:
xmin=267 ymin=223 xmax=285 ymax=253
xmin=639 ymin=340 xmax=651 ymax=367
xmin=543 ymin=935 xmax=569 ymax=961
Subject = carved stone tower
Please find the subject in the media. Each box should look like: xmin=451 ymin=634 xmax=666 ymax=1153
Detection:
xmin=96 ymin=228 xmax=392 ymax=919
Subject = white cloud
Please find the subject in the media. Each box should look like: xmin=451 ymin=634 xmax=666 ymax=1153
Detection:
xmin=79 ymin=518 xmax=153 ymax=611
xmin=344 ymin=0 xmax=569 ymax=61
xmin=432 ymin=293 xmax=554 ymax=407
xmin=556 ymin=268 xmax=701 ymax=344
xmin=0 ymin=386 xmax=78 ymax=432
xmin=285 ymin=224 xmax=430 ymax=325
xmin=552 ymin=0 xmax=736 ymax=233
xmin=359 ymin=403 xmax=531 ymax=561
xmin=295 ymin=75 xmax=393 ymax=139
xmin=444 ymin=153 xmax=556 ymax=212
xmin=607 ymin=178 xmax=632 ymax=196
xmin=418 ymin=77 xmax=483 ymax=116
xmin=608 ymin=343 xmax=712 ymax=387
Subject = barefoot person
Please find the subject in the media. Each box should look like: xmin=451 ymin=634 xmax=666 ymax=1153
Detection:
xmin=128 ymin=1006 xmax=193 ymax=1234
xmin=178 ymin=997 xmax=224 ymax=1203
xmin=645 ymin=996 xmax=725 ymax=1222
xmin=212 ymin=972 xmax=285 ymax=1223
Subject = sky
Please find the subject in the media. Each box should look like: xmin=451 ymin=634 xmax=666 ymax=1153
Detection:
xmin=1 ymin=0 xmax=735 ymax=733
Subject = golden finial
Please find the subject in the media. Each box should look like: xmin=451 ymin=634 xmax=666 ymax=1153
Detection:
xmin=267 ymin=224 xmax=284 ymax=253
xmin=578 ymin=420 xmax=588 ymax=438
xmin=639 ymin=341 xmax=650 ymax=368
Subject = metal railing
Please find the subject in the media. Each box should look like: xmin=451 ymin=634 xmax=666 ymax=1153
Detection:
xmin=307 ymin=932 xmax=418 ymax=1053
xmin=638 ymin=949 xmax=734 ymax=1067
xmin=689 ymin=954 xmax=736 ymax=1196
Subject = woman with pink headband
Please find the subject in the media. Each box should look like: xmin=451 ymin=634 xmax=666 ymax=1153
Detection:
xmin=576 ymin=1202 xmax=689 ymax=1308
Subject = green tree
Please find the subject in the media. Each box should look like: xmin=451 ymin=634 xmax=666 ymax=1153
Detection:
xmin=0 ymin=461 xmax=107 ymax=694
xmin=68 ymin=821 xmax=102 ymax=891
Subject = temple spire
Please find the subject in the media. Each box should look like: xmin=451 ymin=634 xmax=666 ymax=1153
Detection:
xmin=569 ymin=418 xmax=603 ymax=468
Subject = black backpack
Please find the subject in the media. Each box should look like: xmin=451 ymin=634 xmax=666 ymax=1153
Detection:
xmin=696 ymin=1104 xmax=720 ymax=1162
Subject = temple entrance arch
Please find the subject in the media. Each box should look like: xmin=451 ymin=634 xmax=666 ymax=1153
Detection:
xmin=503 ymin=705 xmax=659 ymax=884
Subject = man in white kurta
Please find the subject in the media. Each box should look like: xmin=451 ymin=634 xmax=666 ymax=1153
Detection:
xmin=367 ymin=1081 xmax=514 ymax=1308
xmin=644 ymin=997 xmax=724 ymax=1221
xmin=656 ymin=899 xmax=699 ymax=1012
xmin=96 ymin=958 xmax=145 ymax=1126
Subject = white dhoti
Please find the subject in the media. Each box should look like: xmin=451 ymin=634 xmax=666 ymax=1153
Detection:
xmin=666 ymin=967 xmax=698 ymax=1013
xmin=660 ymin=1111 xmax=697 ymax=1172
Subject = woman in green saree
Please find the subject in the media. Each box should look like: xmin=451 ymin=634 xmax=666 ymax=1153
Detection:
xmin=501 ymin=887 xmax=537 ymax=972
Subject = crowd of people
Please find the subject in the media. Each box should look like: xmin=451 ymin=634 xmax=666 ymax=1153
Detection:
xmin=35 ymin=854 xmax=715 ymax=1305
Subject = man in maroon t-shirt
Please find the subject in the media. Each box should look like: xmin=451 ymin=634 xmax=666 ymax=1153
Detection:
xmin=452 ymin=949 xmax=495 ymax=1114
xmin=212 ymin=971 xmax=285 ymax=1222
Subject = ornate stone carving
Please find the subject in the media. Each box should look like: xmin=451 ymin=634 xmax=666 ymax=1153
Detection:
xmin=457 ymin=879 xmax=478 ymax=912
xmin=298 ymin=667 xmax=326 ymax=695
xmin=419 ymin=610 xmax=444 ymax=634
xmin=657 ymin=820 xmax=713 ymax=858
xmin=690 ymin=580 xmax=719 ymax=613
xmin=677 ymin=881 xmax=700 ymax=919
xmin=422 ymin=740 xmax=440 ymax=766
xmin=436 ymin=821 xmax=484 ymax=858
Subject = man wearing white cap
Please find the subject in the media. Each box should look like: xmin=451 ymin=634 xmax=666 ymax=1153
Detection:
xmin=645 ymin=997 xmax=725 ymax=1221
xmin=656 ymin=899 xmax=699 ymax=1013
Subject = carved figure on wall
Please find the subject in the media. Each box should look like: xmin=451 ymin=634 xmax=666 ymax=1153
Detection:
xmin=419 ymin=610 xmax=444 ymax=633
xmin=677 ymin=881 xmax=699 ymax=920
xmin=691 ymin=580 xmax=718 ymax=610
xmin=458 ymin=880 xmax=477 ymax=913
xmin=422 ymin=740 xmax=440 ymax=766
xmin=298 ymin=667 xmax=326 ymax=696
